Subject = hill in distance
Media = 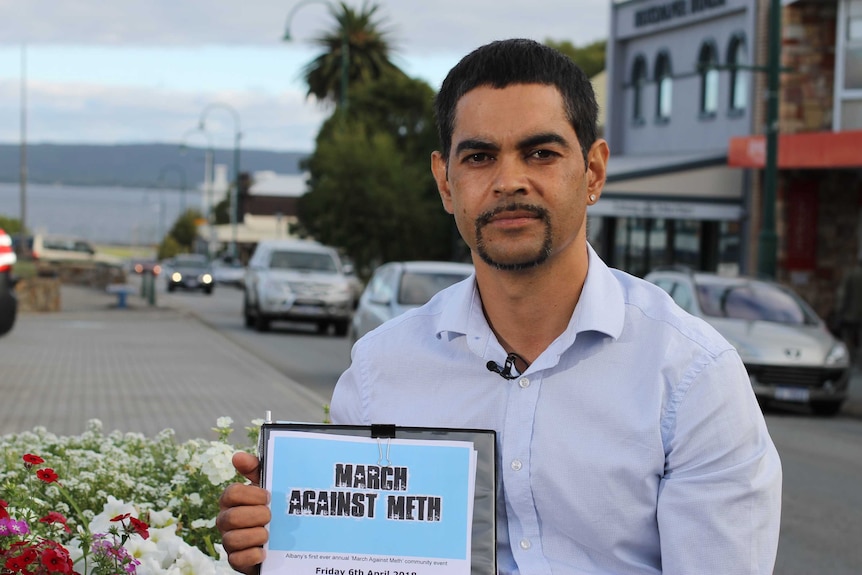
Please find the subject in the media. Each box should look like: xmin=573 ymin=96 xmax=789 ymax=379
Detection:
xmin=0 ymin=143 xmax=309 ymax=188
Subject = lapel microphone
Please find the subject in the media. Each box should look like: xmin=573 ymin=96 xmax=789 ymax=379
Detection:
xmin=486 ymin=352 xmax=523 ymax=380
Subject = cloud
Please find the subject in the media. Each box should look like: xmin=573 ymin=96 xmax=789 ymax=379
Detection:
xmin=0 ymin=78 xmax=325 ymax=151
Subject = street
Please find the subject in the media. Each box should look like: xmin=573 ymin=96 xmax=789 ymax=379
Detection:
xmin=158 ymin=281 xmax=862 ymax=574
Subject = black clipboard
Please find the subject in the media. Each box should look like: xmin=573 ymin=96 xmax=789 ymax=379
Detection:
xmin=258 ymin=421 xmax=497 ymax=575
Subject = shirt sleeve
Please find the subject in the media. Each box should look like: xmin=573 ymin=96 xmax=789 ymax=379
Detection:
xmin=656 ymin=348 xmax=782 ymax=575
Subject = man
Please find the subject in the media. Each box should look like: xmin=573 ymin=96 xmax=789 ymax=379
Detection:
xmin=837 ymin=257 xmax=862 ymax=362
xmin=218 ymin=39 xmax=782 ymax=574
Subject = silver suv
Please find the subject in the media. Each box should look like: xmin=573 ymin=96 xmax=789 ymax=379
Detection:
xmin=243 ymin=239 xmax=354 ymax=336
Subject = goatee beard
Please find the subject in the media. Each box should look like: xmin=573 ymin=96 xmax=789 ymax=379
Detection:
xmin=475 ymin=203 xmax=552 ymax=271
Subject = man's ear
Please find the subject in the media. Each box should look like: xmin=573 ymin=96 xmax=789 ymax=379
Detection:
xmin=431 ymin=151 xmax=455 ymax=215
xmin=586 ymin=139 xmax=609 ymax=199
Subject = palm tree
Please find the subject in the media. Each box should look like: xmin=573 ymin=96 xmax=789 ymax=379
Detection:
xmin=301 ymin=1 xmax=402 ymax=107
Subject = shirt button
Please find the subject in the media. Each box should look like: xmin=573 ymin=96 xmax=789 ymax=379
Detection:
xmin=511 ymin=459 xmax=522 ymax=471
xmin=519 ymin=377 xmax=530 ymax=388
xmin=519 ymin=538 xmax=531 ymax=550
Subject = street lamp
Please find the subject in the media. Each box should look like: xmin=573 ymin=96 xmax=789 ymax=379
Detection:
xmin=179 ymin=127 xmax=216 ymax=257
xmin=283 ymin=0 xmax=349 ymax=110
xmin=157 ymin=165 xmax=187 ymax=243
xmin=199 ymin=103 xmax=242 ymax=259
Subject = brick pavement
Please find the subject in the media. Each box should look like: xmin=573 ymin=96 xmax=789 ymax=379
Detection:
xmin=0 ymin=284 xmax=330 ymax=442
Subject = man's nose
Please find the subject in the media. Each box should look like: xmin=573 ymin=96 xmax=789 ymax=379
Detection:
xmin=492 ymin=156 xmax=528 ymax=196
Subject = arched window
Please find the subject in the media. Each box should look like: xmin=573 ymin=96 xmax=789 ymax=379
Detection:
xmin=727 ymin=34 xmax=748 ymax=112
xmin=654 ymin=52 xmax=673 ymax=121
xmin=631 ymin=55 xmax=648 ymax=123
xmin=698 ymin=42 xmax=720 ymax=116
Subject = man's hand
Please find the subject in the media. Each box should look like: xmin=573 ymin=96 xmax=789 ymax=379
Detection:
xmin=217 ymin=452 xmax=271 ymax=575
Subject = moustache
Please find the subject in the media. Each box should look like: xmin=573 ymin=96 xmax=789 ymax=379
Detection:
xmin=476 ymin=203 xmax=549 ymax=227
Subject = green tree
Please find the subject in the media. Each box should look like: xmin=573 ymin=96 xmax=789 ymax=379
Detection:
xmin=301 ymin=1 xmax=401 ymax=107
xmin=295 ymin=118 xmax=456 ymax=281
xmin=157 ymin=235 xmax=181 ymax=261
xmin=0 ymin=216 xmax=23 ymax=235
xmin=545 ymin=38 xmax=606 ymax=78
xmin=168 ymin=208 xmax=203 ymax=250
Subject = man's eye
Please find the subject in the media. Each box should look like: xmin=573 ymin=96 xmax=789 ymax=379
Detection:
xmin=530 ymin=149 xmax=557 ymax=160
xmin=465 ymin=153 xmax=491 ymax=163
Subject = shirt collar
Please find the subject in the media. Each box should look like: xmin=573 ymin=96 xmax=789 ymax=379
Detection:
xmin=436 ymin=244 xmax=626 ymax=359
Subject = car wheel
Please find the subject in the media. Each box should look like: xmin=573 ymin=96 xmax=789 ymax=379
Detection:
xmin=255 ymin=310 xmax=271 ymax=332
xmin=333 ymin=320 xmax=349 ymax=337
xmin=243 ymin=295 xmax=255 ymax=328
xmin=810 ymin=400 xmax=843 ymax=417
xmin=204 ymin=286 xmax=213 ymax=295
xmin=167 ymin=284 xmax=176 ymax=293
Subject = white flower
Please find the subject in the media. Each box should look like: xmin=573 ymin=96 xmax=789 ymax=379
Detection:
xmin=147 ymin=508 xmax=175 ymax=528
xmin=191 ymin=517 xmax=216 ymax=529
xmin=215 ymin=417 xmax=233 ymax=429
xmin=197 ymin=442 xmax=237 ymax=485
xmin=187 ymin=493 xmax=203 ymax=507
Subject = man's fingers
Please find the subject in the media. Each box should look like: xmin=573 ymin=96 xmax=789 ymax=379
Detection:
xmin=219 ymin=483 xmax=270 ymax=512
xmin=233 ymin=451 xmax=262 ymax=485
xmin=225 ymin=544 xmax=267 ymax=575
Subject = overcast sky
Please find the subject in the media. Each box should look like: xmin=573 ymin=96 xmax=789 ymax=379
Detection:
xmin=0 ymin=0 xmax=610 ymax=154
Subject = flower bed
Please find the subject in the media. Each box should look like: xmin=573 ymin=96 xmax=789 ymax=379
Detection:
xmin=1 ymin=417 xmax=260 ymax=574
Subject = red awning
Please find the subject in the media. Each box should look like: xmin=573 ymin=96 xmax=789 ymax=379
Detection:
xmin=728 ymin=129 xmax=862 ymax=169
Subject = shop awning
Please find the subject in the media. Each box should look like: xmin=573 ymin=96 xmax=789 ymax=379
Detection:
xmin=728 ymin=129 xmax=862 ymax=169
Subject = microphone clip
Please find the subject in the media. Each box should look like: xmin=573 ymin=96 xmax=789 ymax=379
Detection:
xmin=486 ymin=352 xmax=524 ymax=380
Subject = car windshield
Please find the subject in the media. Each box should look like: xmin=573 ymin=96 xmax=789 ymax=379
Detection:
xmin=269 ymin=250 xmax=337 ymax=273
xmin=174 ymin=258 xmax=208 ymax=269
xmin=398 ymin=271 xmax=469 ymax=306
xmin=696 ymin=280 xmax=819 ymax=325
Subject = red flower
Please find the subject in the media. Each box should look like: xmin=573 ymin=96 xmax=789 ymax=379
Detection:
xmin=110 ymin=513 xmax=131 ymax=522
xmin=40 ymin=545 xmax=72 ymax=574
xmin=39 ymin=512 xmax=71 ymax=533
xmin=22 ymin=454 xmax=45 ymax=465
xmin=18 ymin=547 xmax=37 ymax=566
xmin=128 ymin=516 xmax=150 ymax=540
xmin=36 ymin=468 xmax=59 ymax=483
xmin=0 ymin=499 xmax=9 ymax=520
xmin=5 ymin=554 xmax=28 ymax=572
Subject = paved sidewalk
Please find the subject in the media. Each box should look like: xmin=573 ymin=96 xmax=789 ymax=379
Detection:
xmin=0 ymin=284 xmax=331 ymax=443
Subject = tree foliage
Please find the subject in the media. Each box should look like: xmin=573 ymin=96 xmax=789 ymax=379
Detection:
xmin=168 ymin=208 xmax=204 ymax=250
xmin=0 ymin=215 xmax=23 ymax=235
xmin=302 ymin=1 xmax=401 ymax=107
xmin=544 ymin=38 xmax=606 ymax=78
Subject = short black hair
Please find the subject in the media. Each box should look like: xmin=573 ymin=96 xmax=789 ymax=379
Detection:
xmin=434 ymin=38 xmax=598 ymax=163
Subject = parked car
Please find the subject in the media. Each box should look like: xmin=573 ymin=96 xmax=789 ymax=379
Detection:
xmin=243 ymin=239 xmax=354 ymax=335
xmin=211 ymin=257 xmax=246 ymax=287
xmin=0 ymin=228 xmax=18 ymax=337
xmin=130 ymin=259 xmax=162 ymax=276
xmin=644 ymin=267 xmax=851 ymax=416
xmin=351 ymin=261 xmax=475 ymax=342
xmin=27 ymin=234 xmax=122 ymax=266
xmin=166 ymin=254 xmax=214 ymax=294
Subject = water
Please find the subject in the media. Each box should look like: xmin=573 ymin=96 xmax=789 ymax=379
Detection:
xmin=0 ymin=182 xmax=205 ymax=245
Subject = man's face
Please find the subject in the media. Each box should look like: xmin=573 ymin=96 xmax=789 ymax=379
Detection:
xmin=431 ymin=84 xmax=606 ymax=271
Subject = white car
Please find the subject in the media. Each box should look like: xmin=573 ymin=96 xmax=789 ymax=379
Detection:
xmin=351 ymin=261 xmax=474 ymax=342
xmin=644 ymin=268 xmax=851 ymax=416
xmin=243 ymin=239 xmax=354 ymax=336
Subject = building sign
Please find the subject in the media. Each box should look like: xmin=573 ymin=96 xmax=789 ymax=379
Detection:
xmin=635 ymin=0 xmax=726 ymax=27
xmin=785 ymin=180 xmax=818 ymax=270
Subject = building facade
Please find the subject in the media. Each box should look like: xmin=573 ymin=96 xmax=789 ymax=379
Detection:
xmin=603 ymin=0 xmax=862 ymax=317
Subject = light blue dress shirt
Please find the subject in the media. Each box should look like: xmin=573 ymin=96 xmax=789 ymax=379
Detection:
xmin=331 ymin=245 xmax=782 ymax=574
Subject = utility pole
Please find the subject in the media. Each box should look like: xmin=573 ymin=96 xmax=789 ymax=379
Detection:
xmin=758 ymin=0 xmax=782 ymax=279
xmin=18 ymin=44 xmax=28 ymax=259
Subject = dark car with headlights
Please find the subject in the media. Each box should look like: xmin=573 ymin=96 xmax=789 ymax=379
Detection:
xmin=0 ymin=228 xmax=18 ymax=337
xmin=166 ymin=254 xmax=214 ymax=295
xmin=645 ymin=267 xmax=851 ymax=416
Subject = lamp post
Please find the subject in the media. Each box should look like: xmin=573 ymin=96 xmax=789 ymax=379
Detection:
xmin=180 ymin=127 xmax=216 ymax=257
xmin=157 ymin=164 xmax=187 ymax=241
xmin=199 ymin=103 xmax=242 ymax=259
xmin=283 ymin=0 xmax=349 ymax=110
xmin=758 ymin=0 xmax=782 ymax=279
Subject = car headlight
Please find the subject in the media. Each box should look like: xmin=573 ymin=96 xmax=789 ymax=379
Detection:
xmin=171 ymin=272 xmax=182 ymax=282
xmin=202 ymin=273 xmax=213 ymax=284
xmin=825 ymin=341 xmax=850 ymax=367
xmin=330 ymin=284 xmax=353 ymax=298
